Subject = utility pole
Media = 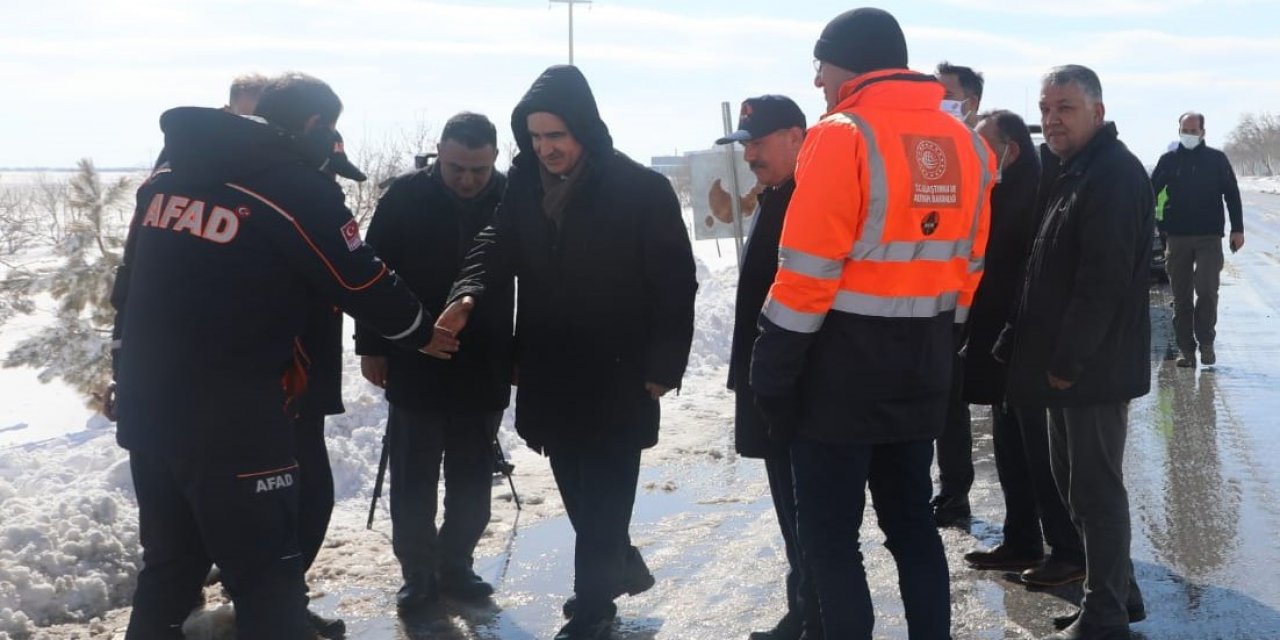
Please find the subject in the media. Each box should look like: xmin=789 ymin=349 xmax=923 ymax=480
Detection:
xmin=549 ymin=0 xmax=592 ymax=65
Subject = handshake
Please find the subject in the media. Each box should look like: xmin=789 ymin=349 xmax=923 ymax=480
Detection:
xmin=420 ymin=296 xmax=476 ymax=360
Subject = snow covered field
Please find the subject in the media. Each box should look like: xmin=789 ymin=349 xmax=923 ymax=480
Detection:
xmin=1239 ymin=176 xmax=1280 ymax=195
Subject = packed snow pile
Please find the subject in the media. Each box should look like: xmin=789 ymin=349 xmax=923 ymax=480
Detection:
xmin=686 ymin=255 xmax=738 ymax=375
xmin=0 ymin=434 xmax=140 ymax=638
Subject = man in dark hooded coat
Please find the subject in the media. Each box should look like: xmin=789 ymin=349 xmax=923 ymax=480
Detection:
xmin=440 ymin=65 xmax=698 ymax=640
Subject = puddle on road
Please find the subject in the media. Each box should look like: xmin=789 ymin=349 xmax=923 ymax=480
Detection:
xmin=313 ymin=457 xmax=778 ymax=639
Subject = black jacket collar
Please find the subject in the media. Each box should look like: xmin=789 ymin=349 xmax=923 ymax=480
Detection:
xmin=1061 ymin=121 xmax=1119 ymax=176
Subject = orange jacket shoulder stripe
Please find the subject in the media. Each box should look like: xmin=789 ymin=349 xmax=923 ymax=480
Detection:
xmin=762 ymin=70 xmax=995 ymax=334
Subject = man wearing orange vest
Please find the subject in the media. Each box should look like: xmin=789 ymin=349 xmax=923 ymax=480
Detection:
xmin=750 ymin=8 xmax=994 ymax=639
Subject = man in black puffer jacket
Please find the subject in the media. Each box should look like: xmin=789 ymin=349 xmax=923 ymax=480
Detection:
xmin=355 ymin=112 xmax=514 ymax=610
xmin=440 ymin=65 xmax=698 ymax=640
xmin=996 ymin=65 xmax=1151 ymax=640
xmin=109 ymin=72 xmax=451 ymax=640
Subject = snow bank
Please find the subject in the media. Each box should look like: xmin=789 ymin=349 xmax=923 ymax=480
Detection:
xmin=1239 ymin=176 xmax=1280 ymax=194
xmin=0 ymin=435 xmax=139 ymax=638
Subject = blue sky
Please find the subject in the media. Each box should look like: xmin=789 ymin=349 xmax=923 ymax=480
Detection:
xmin=2 ymin=0 xmax=1277 ymax=169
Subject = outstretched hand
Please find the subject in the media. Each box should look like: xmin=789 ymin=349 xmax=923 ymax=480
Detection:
xmin=423 ymin=296 xmax=475 ymax=360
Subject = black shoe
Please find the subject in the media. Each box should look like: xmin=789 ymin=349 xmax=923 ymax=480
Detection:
xmin=930 ymin=494 xmax=971 ymax=527
xmin=564 ymin=547 xmax=655 ymax=618
xmin=395 ymin=576 xmax=439 ymax=612
xmin=1200 ymin=343 xmax=1216 ymax=366
xmin=621 ymin=546 xmax=656 ymax=595
xmin=1176 ymin=352 xmax=1196 ymax=368
xmin=1041 ymin=618 xmax=1132 ymax=640
xmin=964 ymin=545 xmax=1044 ymax=571
xmin=748 ymin=610 xmax=804 ymax=640
xmin=1020 ymin=559 xmax=1086 ymax=587
xmin=307 ymin=609 xmax=347 ymax=639
xmin=554 ymin=602 xmax=617 ymax=640
xmin=439 ymin=568 xmax=495 ymax=601
xmin=1052 ymin=604 xmax=1146 ymax=630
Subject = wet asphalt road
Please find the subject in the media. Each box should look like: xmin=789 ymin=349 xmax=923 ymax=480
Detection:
xmin=323 ymin=191 xmax=1280 ymax=639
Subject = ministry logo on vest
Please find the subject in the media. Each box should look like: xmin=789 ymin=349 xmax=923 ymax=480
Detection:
xmin=903 ymin=135 xmax=962 ymax=210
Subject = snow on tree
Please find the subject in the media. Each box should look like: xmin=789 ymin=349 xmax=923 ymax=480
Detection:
xmin=1 ymin=159 xmax=132 ymax=409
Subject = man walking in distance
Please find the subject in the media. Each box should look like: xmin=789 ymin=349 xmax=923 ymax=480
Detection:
xmin=997 ymin=65 xmax=1152 ymax=640
xmin=436 ymin=66 xmax=697 ymax=640
xmin=961 ymin=110 xmax=1086 ymax=590
xmin=750 ymin=8 xmax=994 ymax=639
xmin=1151 ymin=111 xmax=1244 ymax=368
xmin=356 ymin=112 xmax=513 ymax=611
xmin=109 ymin=72 xmax=454 ymax=639
xmin=718 ymin=95 xmax=821 ymax=640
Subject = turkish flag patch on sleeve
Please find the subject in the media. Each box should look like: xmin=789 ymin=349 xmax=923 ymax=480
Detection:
xmin=340 ymin=218 xmax=362 ymax=252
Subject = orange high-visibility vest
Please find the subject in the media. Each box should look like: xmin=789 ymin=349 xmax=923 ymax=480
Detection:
xmin=762 ymin=70 xmax=995 ymax=334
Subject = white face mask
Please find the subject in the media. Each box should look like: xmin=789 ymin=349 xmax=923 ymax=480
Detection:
xmin=1179 ymin=133 xmax=1202 ymax=149
xmin=941 ymin=99 xmax=966 ymax=121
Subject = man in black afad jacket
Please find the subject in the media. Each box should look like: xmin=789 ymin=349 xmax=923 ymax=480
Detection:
xmin=961 ymin=111 xmax=1085 ymax=589
xmin=109 ymin=73 xmax=452 ymax=640
xmin=1151 ymin=111 xmax=1245 ymax=368
xmin=355 ymin=112 xmax=513 ymax=611
xmin=438 ymin=65 xmax=698 ymax=640
xmin=719 ymin=95 xmax=820 ymax=640
xmin=996 ymin=65 xmax=1151 ymax=640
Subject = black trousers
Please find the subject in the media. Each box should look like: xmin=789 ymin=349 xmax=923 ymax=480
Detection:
xmin=792 ymin=438 xmax=950 ymax=640
xmin=294 ymin=411 xmax=335 ymax=573
xmin=1048 ymin=403 xmax=1144 ymax=627
xmin=388 ymin=405 xmax=500 ymax=581
xmin=547 ymin=441 xmax=643 ymax=611
xmin=125 ymin=450 xmax=310 ymax=640
xmin=991 ymin=404 xmax=1083 ymax=565
xmin=763 ymin=450 xmax=823 ymax=639
xmin=935 ymin=351 xmax=973 ymax=498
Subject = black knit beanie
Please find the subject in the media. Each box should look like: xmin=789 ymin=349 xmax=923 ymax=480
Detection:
xmin=814 ymin=7 xmax=908 ymax=73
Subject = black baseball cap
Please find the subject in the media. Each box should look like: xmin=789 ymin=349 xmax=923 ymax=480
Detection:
xmin=321 ymin=130 xmax=368 ymax=182
xmin=715 ymin=95 xmax=807 ymax=145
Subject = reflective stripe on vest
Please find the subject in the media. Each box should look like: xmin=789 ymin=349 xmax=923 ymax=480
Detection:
xmin=762 ymin=297 xmax=826 ymax=333
xmin=837 ymin=111 xmax=983 ymax=266
xmin=779 ymin=246 xmax=843 ymax=280
xmin=832 ymin=290 xmax=960 ymax=318
xmin=963 ymin=127 xmax=994 ymax=268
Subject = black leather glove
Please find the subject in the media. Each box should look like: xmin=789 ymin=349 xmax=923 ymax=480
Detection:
xmin=754 ymin=393 xmax=801 ymax=444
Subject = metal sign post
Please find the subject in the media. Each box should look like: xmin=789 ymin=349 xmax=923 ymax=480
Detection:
xmin=720 ymin=101 xmax=747 ymax=264
xmin=550 ymin=0 xmax=592 ymax=65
